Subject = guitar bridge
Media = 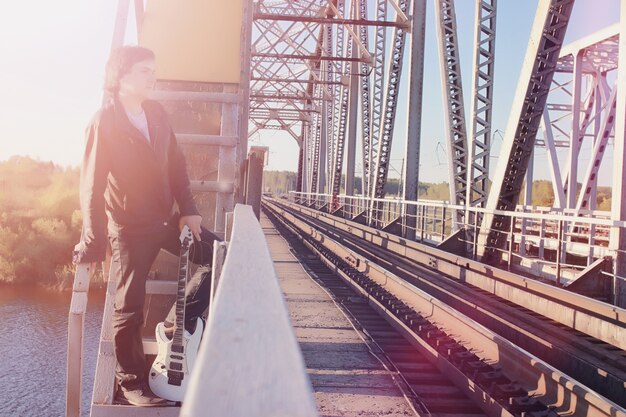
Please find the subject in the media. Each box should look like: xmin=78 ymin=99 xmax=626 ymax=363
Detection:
xmin=167 ymin=370 xmax=185 ymax=386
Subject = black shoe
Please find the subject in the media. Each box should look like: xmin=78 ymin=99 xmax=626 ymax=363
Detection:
xmin=116 ymin=386 xmax=170 ymax=407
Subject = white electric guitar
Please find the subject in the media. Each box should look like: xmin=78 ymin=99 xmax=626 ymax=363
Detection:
xmin=149 ymin=226 xmax=204 ymax=402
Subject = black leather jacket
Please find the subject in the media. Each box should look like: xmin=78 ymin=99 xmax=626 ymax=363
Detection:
xmin=75 ymin=98 xmax=199 ymax=263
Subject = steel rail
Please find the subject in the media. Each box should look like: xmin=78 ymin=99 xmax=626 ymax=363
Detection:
xmin=265 ymin=206 xmax=494 ymax=417
xmin=267 ymin=198 xmax=626 ymax=407
xmin=264 ymin=199 xmax=626 ymax=417
xmin=271 ymin=197 xmax=626 ymax=346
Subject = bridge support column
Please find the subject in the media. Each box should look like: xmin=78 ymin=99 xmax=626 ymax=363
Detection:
xmin=345 ymin=27 xmax=359 ymax=197
xmin=402 ymin=0 xmax=426 ymax=240
xmin=609 ymin=2 xmax=626 ymax=307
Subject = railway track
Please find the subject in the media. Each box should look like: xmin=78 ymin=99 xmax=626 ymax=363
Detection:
xmin=266 ymin=208 xmax=489 ymax=417
xmin=263 ymin=199 xmax=626 ymax=417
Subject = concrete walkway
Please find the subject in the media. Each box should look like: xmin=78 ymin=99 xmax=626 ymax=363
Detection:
xmin=262 ymin=214 xmax=416 ymax=417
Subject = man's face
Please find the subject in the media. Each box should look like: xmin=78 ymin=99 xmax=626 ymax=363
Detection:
xmin=119 ymin=59 xmax=156 ymax=101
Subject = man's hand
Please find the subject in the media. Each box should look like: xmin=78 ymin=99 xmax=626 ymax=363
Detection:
xmin=179 ymin=215 xmax=203 ymax=241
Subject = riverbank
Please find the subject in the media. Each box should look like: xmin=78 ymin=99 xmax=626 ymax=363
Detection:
xmin=0 ymin=268 xmax=108 ymax=292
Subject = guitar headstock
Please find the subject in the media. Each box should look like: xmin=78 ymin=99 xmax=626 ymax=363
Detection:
xmin=179 ymin=225 xmax=193 ymax=248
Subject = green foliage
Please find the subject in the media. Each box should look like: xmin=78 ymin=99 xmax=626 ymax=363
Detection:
xmin=596 ymin=187 xmax=612 ymax=211
xmin=530 ymin=180 xmax=555 ymax=206
xmin=262 ymin=171 xmax=614 ymax=212
xmin=419 ymin=182 xmax=450 ymax=201
xmin=262 ymin=171 xmax=298 ymax=195
xmin=0 ymin=156 xmax=81 ymax=289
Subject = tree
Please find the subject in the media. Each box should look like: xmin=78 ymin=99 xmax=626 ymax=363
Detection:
xmin=0 ymin=156 xmax=82 ymax=289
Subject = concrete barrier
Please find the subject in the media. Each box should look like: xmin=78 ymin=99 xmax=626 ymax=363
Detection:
xmin=180 ymin=204 xmax=318 ymax=417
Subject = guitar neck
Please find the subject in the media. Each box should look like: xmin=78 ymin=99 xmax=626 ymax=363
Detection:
xmin=173 ymin=238 xmax=191 ymax=348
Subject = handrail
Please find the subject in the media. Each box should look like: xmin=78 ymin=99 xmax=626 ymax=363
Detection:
xmin=65 ymin=263 xmax=95 ymax=417
xmin=180 ymin=204 xmax=318 ymax=417
xmin=289 ymin=191 xmax=626 ymax=228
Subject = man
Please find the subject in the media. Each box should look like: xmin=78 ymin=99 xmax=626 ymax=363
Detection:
xmin=74 ymin=46 xmax=218 ymax=407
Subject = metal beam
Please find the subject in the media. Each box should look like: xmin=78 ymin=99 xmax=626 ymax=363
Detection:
xmin=345 ymin=2 xmax=360 ymax=197
xmin=369 ymin=0 xmax=410 ymax=222
xmin=403 ymin=0 xmax=427 ymax=240
xmin=358 ymin=0 xmax=373 ymax=197
xmin=479 ymin=0 xmax=575 ymax=264
xmin=566 ymin=51 xmax=583 ymax=208
xmin=251 ymin=77 xmax=343 ymax=85
xmin=133 ymin=0 xmax=144 ymax=34
xmin=434 ymin=0 xmax=468 ymax=213
xmin=539 ymin=109 xmax=566 ymax=207
xmin=253 ymin=13 xmax=406 ymax=28
xmin=576 ymin=84 xmax=618 ymax=211
xmin=369 ymin=0 xmax=388 ymax=193
xmin=252 ymin=53 xmax=369 ymax=63
xmin=250 ymin=93 xmax=329 ymax=101
xmin=466 ymin=0 xmax=496 ymax=213
xmin=609 ymin=2 xmax=626 ymax=307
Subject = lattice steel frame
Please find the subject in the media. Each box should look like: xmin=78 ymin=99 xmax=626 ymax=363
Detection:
xmin=479 ymin=0 xmax=575 ymax=264
xmin=535 ymin=26 xmax=620 ymax=212
xmin=434 ymin=0 xmax=468 ymax=210
xmin=250 ymin=0 xmax=408 ymax=204
xmin=466 ymin=0 xmax=496 ymax=212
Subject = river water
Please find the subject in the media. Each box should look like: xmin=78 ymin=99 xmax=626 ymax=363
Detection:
xmin=0 ymin=285 xmax=105 ymax=417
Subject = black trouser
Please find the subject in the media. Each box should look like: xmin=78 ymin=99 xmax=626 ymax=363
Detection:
xmin=109 ymin=220 xmax=218 ymax=391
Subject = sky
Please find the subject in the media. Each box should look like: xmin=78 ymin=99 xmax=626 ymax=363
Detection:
xmin=0 ymin=0 xmax=622 ymax=186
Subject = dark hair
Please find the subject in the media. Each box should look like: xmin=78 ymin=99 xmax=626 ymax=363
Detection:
xmin=104 ymin=46 xmax=155 ymax=97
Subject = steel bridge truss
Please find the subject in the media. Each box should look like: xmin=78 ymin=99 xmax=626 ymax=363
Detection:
xmin=250 ymin=0 xmax=410 ymax=204
xmin=479 ymin=0 xmax=576 ymax=264
xmin=466 ymin=0 xmax=497 ymax=212
xmin=533 ymin=25 xmax=620 ymax=212
xmin=434 ymin=0 xmax=469 ymax=211
xmin=252 ymin=1 xmax=625 ymax=293
xmin=250 ymin=0 xmax=626 ymax=305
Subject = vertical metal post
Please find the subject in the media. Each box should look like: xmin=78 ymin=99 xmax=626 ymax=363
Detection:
xmin=302 ymin=132 xmax=309 ymax=195
xmin=508 ymin=216 xmax=515 ymax=271
xmin=215 ymin=88 xmax=238 ymax=235
xmin=566 ymin=51 xmax=583 ymax=208
xmin=609 ymin=1 xmax=626 ymax=307
xmin=420 ymin=204 xmax=426 ymax=242
xmin=110 ymin=0 xmax=130 ymax=52
xmin=65 ymin=264 xmax=95 ymax=417
xmin=369 ymin=0 xmax=410 ymax=206
xmin=539 ymin=219 xmax=546 ymax=259
xmin=588 ymin=76 xmax=602 ymax=265
xmin=478 ymin=0 xmax=574 ymax=263
xmin=296 ymin=145 xmax=304 ymax=194
xmin=434 ymin=0 xmax=468 ymax=218
xmin=473 ymin=213 xmax=479 ymax=260
xmin=345 ymin=18 xmax=359 ymax=197
xmin=318 ymin=28 xmax=329 ymax=194
xmin=403 ymin=0 xmax=427 ymax=241
xmin=588 ymin=227 xmax=595 ymax=267
xmin=556 ymin=219 xmax=564 ymax=286
xmin=466 ymin=0 xmax=497 ymax=215
xmin=133 ymin=0 xmax=144 ymax=34
xmin=442 ymin=207 xmax=447 ymax=239
xmin=521 ymin=148 xmax=534 ymax=256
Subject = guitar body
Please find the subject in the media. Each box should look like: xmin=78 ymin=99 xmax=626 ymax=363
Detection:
xmin=148 ymin=225 xmax=203 ymax=402
xmin=149 ymin=317 xmax=204 ymax=402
